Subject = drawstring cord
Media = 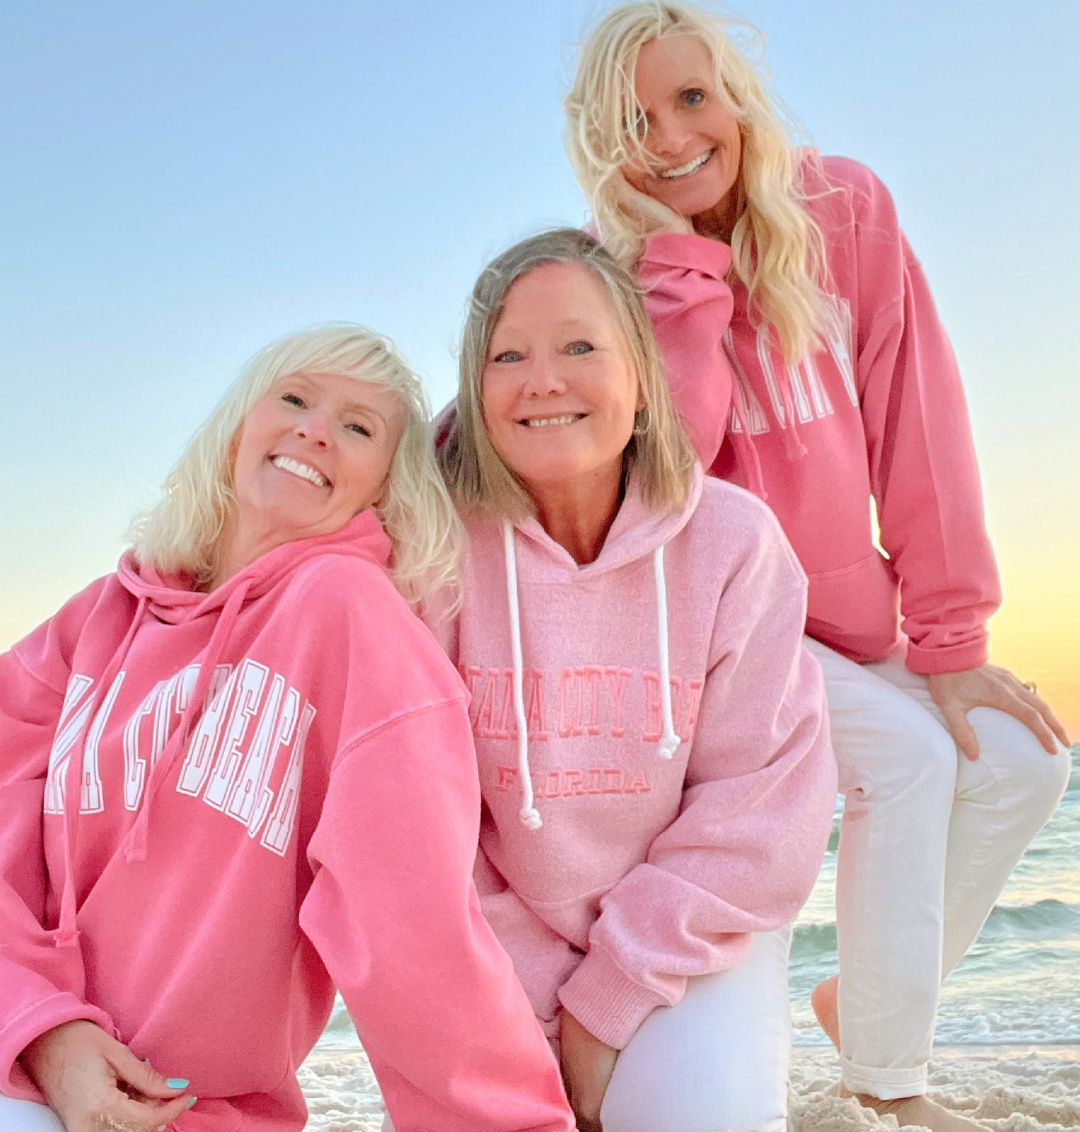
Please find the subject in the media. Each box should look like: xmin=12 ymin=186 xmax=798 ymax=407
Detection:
xmin=56 ymin=596 xmax=149 ymax=948
xmin=124 ymin=580 xmax=254 ymax=863
xmin=503 ymin=523 xmax=542 ymax=830
xmin=652 ymin=545 xmax=680 ymax=760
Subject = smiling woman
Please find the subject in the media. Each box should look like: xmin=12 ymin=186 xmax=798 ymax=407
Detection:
xmin=0 ymin=323 xmax=575 ymax=1132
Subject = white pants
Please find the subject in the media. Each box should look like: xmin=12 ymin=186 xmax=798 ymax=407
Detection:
xmin=806 ymin=638 xmax=1070 ymax=1099
xmin=0 ymin=1096 xmax=65 ymax=1131
xmin=383 ymin=927 xmax=792 ymax=1132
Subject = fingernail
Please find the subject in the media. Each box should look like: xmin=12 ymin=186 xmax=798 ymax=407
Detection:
xmin=166 ymin=1078 xmax=190 ymax=1089
xmin=185 ymin=1096 xmax=198 ymax=1110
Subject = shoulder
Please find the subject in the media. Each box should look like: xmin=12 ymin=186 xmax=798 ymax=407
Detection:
xmin=10 ymin=574 xmax=126 ymax=693
xmin=799 ymin=151 xmax=901 ymax=233
xmin=681 ymin=479 xmax=806 ymax=585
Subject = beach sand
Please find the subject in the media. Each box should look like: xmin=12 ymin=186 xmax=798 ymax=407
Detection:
xmin=299 ymin=1044 xmax=1080 ymax=1130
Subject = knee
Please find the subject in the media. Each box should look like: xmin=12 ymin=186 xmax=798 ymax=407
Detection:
xmin=838 ymin=709 xmax=957 ymax=804
xmin=969 ymin=708 xmax=1072 ymax=817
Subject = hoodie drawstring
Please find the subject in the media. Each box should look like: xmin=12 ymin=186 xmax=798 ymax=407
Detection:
xmin=729 ymin=393 xmax=769 ymax=502
xmin=501 ymin=523 xmax=683 ymax=830
xmin=124 ymin=579 xmax=254 ymax=863
xmin=56 ymin=595 xmax=149 ymax=948
xmin=503 ymin=523 xmax=542 ymax=830
xmin=652 ymin=545 xmax=680 ymax=760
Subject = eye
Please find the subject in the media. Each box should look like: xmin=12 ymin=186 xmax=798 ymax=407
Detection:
xmin=346 ymin=421 xmax=373 ymax=438
xmin=566 ymin=340 xmax=594 ymax=356
xmin=681 ymin=88 xmax=706 ymax=108
xmin=281 ymin=392 xmax=305 ymax=407
xmin=492 ymin=349 xmax=525 ymax=363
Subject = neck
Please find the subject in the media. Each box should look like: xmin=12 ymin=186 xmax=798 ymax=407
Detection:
xmin=527 ymin=463 xmax=624 ymax=566
xmin=205 ymin=514 xmax=282 ymax=592
xmin=692 ymin=188 xmax=739 ymax=244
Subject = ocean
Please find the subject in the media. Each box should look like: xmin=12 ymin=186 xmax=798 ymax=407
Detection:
xmin=316 ymin=746 xmax=1080 ymax=1053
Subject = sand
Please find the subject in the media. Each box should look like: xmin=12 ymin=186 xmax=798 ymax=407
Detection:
xmin=299 ymin=1044 xmax=1080 ymax=1131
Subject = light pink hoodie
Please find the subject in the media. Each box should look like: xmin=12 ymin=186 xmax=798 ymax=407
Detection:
xmin=436 ymin=468 xmax=836 ymax=1050
xmin=0 ymin=511 xmax=573 ymax=1132
xmin=638 ymin=153 xmax=1001 ymax=674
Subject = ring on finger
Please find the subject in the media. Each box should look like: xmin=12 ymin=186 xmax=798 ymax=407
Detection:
xmin=1022 ymin=680 xmax=1038 ymax=695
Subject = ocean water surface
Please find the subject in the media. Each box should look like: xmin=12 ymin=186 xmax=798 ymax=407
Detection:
xmin=318 ymin=747 xmax=1080 ymax=1052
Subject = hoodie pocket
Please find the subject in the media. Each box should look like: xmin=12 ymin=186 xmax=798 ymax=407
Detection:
xmin=806 ymin=553 xmax=900 ymax=664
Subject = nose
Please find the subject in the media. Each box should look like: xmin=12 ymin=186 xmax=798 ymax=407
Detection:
xmin=294 ymin=410 xmax=331 ymax=447
xmin=647 ymin=109 xmax=691 ymax=159
xmin=520 ymin=356 xmax=567 ymax=397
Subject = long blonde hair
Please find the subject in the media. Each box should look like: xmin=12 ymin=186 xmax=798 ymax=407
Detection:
xmin=439 ymin=227 xmax=696 ymax=520
xmin=130 ymin=323 xmax=460 ymax=607
xmin=565 ymin=0 xmax=828 ymax=363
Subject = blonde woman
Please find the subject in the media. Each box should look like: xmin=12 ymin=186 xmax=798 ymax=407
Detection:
xmin=565 ymin=4 xmax=1071 ymax=1129
xmin=0 ymin=324 xmax=574 ymax=1132
xmin=436 ymin=228 xmax=836 ymax=1132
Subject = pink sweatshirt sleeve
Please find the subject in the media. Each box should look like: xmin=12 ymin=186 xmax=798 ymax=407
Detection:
xmin=637 ymin=232 xmax=735 ymax=468
xmin=0 ymin=612 xmax=117 ymax=1102
xmin=557 ymin=511 xmax=836 ymax=1050
xmin=299 ymin=701 xmax=573 ymax=1132
xmin=849 ymin=162 xmax=1001 ymax=674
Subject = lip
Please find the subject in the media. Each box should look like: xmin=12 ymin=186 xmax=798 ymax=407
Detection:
xmin=269 ymin=453 xmax=332 ymax=488
xmin=654 ymin=147 xmax=716 ymax=181
xmin=515 ymin=413 xmax=588 ymax=428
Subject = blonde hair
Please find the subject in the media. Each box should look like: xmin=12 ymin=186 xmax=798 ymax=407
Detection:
xmin=439 ymin=227 xmax=696 ymax=519
xmin=565 ymin=0 xmax=828 ymax=363
xmin=130 ymin=323 xmax=460 ymax=607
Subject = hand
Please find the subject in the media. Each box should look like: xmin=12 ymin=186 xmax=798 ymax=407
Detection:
xmin=926 ymin=664 xmax=1070 ymax=761
xmin=20 ymin=1020 xmax=195 ymax=1132
xmin=611 ymin=173 xmax=693 ymax=239
xmin=558 ymin=1008 xmax=619 ymax=1132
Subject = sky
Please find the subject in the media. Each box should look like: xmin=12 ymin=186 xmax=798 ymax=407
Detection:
xmin=2 ymin=0 xmax=1078 ymax=730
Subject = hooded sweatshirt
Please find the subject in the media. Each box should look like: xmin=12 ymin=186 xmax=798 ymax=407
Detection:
xmin=637 ymin=152 xmax=1001 ymax=674
xmin=435 ymin=468 xmax=836 ymax=1050
xmin=0 ymin=510 xmax=573 ymax=1132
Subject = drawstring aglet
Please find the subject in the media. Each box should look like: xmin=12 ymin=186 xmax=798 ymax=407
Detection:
xmin=519 ymin=806 xmax=543 ymax=831
xmin=54 ymin=928 xmax=80 ymax=949
xmin=657 ymin=734 xmax=680 ymax=760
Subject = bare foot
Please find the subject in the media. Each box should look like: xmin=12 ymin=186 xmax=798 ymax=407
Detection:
xmin=840 ymin=1089 xmax=990 ymax=1130
xmin=810 ymin=975 xmax=840 ymax=1049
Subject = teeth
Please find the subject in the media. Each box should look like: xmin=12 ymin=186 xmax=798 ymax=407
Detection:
xmin=272 ymin=455 xmax=328 ymax=487
xmin=523 ymin=415 xmax=580 ymax=428
xmin=659 ymin=150 xmax=713 ymax=179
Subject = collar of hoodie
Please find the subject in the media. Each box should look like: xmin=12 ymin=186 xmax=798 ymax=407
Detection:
xmin=499 ymin=465 xmax=703 ymax=829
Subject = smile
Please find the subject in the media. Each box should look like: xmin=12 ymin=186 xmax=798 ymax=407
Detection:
xmin=271 ymin=455 xmax=329 ymax=487
xmin=519 ymin=414 xmax=585 ymax=428
xmin=658 ymin=149 xmax=715 ymax=179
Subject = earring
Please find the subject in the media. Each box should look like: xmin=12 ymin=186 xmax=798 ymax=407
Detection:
xmin=633 ymin=407 xmax=650 ymax=436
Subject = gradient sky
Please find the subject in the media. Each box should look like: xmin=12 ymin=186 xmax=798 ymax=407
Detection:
xmin=2 ymin=1 xmax=1078 ymax=729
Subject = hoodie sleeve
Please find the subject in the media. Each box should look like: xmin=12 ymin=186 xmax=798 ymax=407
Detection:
xmin=637 ymin=232 xmax=736 ymax=468
xmin=845 ymin=159 xmax=1001 ymax=674
xmin=299 ymin=699 xmax=573 ymax=1132
xmin=557 ymin=511 xmax=836 ymax=1050
xmin=0 ymin=606 xmax=117 ymax=1101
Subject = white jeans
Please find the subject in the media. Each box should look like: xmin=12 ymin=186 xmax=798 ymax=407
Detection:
xmin=806 ymin=638 xmax=1070 ymax=1099
xmin=383 ymin=927 xmax=792 ymax=1132
xmin=0 ymin=1096 xmax=65 ymax=1131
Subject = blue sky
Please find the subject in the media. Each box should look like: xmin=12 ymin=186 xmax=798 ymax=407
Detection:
xmin=2 ymin=0 xmax=1078 ymax=715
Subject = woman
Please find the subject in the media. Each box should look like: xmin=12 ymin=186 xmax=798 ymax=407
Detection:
xmin=0 ymin=324 xmax=574 ymax=1132
xmin=436 ymin=228 xmax=836 ymax=1132
xmin=564 ymin=4 xmax=1072 ymax=1129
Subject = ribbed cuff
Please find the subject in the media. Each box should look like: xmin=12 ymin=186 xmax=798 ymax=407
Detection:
xmin=0 ymin=994 xmax=114 ymax=1101
xmin=556 ymin=947 xmax=669 ymax=1051
xmin=904 ymin=637 xmax=989 ymax=676
xmin=642 ymin=233 xmax=732 ymax=279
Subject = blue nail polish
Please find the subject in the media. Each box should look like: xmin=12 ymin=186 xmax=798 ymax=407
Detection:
xmin=166 ymin=1078 xmax=189 ymax=1089
xmin=185 ymin=1097 xmax=198 ymax=1110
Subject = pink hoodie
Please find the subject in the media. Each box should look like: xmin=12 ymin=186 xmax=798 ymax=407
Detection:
xmin=436 ymin=468 xmax=836 ymax=1050
xmin=638 ymin=153 xmax=1001 ymax=674
xmin=0 ymin=511 xmax=573 ymax=1132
